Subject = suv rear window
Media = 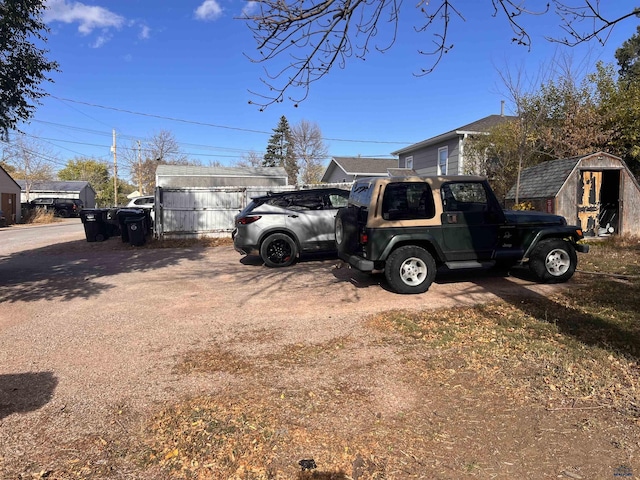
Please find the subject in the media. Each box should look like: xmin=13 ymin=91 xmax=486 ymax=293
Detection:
xmin=382 ymin=183 xmax=435 ymax=220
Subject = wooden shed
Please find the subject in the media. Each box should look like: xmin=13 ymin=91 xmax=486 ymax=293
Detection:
xmin=154 ymin=165 xmax=291 ymax=239
xmin=17 ymin=180 xmax=97 ymax=208
xmin=505 ymin=152 xmax=640 ymax=237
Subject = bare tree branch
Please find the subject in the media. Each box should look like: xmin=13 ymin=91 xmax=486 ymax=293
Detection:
xmin=549 ymin=1 xmax=640 ymax=47
xmin=243 ymin=1 xmax=639 ymax=109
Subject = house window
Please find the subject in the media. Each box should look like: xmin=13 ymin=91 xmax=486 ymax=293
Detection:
xmin=405 ymin=156 xmax=413 ymax=169
xmin=438 ymin=147 xmax=448 ymax=175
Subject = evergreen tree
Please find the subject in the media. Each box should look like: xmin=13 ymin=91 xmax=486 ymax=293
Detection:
xmin=615 ymin=25 xmax=640 ymax=84
xmin=263 ymin=115 xmax=299 ymax=184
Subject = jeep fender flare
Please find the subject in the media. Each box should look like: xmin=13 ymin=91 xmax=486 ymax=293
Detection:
xmin=521 ymin=227 xmax=584 ymax=263
xmin=379 ymin=233 xmax=445 ymax=263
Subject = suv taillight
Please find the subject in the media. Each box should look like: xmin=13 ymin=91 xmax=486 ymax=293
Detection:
xmin=359 ymin=232 xmax=368 ymax=244
xmin=237 ymin=215 xmax=262 ymax=225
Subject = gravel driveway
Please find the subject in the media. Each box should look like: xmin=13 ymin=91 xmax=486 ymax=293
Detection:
xmin=0 ymin=224 xmax=566 ymax=476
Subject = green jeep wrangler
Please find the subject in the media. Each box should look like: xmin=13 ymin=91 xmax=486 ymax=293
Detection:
xmin=335 ymin=175 xmax=589 ymax=294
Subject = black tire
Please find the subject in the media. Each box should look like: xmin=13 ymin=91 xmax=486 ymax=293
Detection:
xmin=529 ymin=238 xmax=577 ymax=283
xmin=385 ymin=246 xmax=437 ymax=294
xmin=335 ymin=207 xmax=359 ymax=255
xmin=260 ymin=233 xmax=298 ymax=268
xmin=57 ymin=208 xmax=70 ymax=218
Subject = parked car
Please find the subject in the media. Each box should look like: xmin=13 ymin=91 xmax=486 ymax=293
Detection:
xmin=233 ymin=188 xmax=349 ymax=267
xmin=126 ymin=196 xmax=154 ymax=209
xmin=336 ymin=175 xmax=589 ymax=294
xmin=28 ymin=198 xmax=84 ymax=218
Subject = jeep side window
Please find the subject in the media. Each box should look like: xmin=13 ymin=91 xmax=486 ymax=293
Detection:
xmin=442 ymin=182 xmax=488 ymax=212
xmin=382 ymin=183 xmax=435 ymax=220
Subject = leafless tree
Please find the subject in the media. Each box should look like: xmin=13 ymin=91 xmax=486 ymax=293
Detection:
xmin=2 ymin=134 xmax=55 ymax=200
xmin=234 ymin=150 xmax=264 ymax=168
xmin=243 ymin=0 xmax=639 ymax=109
xmin=291 ymin=119 xmax=328 ymax=184
xmin=120 ymin=130 xmax=190 ymax=195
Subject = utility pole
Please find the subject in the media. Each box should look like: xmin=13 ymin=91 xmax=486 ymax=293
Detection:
xmin=111 ymin=129 xmax=118 ymax=206
xmin=137 ymin=140 xmax=143 ymax=194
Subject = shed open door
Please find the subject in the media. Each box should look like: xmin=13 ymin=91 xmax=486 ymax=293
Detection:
xmin=577 ymin=171 xmax=602 ymax=236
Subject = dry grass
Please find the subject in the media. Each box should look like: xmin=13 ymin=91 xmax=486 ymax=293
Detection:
xmin=13 ymin=237 xmax=640 ymax=479
xmin=21 ymin=208 xmax=58 ymax=224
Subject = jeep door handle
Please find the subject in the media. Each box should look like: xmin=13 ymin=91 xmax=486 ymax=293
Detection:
xmin=288 ymin=214 xmax=298 ymax=218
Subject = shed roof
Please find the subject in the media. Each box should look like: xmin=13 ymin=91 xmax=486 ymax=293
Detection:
xmin=16 ymin=180 xmax=94 ymax=193
xmin=505 ymin=157 xmax=581 ymax=200
xmin=156 ymin=165 xmax=287 ymax=178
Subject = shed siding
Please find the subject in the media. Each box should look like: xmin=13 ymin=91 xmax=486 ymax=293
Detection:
xmin=621 ymin=170 xmax=640 ymax=236
xmin=556 ymin=169 xmax=580 ymax=226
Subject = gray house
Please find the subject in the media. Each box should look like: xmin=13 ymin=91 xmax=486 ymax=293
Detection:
xmin=17 ymin=180 xmax=96 ymax=208
xmin=0 ymin=165 xmax=21 ymax=224
xmin=321 ymin=157 xmax=399 ymax=183
xmin=505 ymin=152 xmax=640 ymax=237
xmin=392 ymin=114 xmax=517 ymax=175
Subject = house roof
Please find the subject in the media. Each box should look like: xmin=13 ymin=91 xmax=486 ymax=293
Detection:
xmin=0 ymin=164 xmax=21 ymax=190
xmin=391 ymin=114 xmax=518 ymax=155
xmin=331 ymin=157 xmax=398 ymax=175
xmin=505 ymin=157 xmax=582 ymax=200
xmin=16 ymin=180 xmax=94 ymax=193
xmin=321 ymin=157 xmax=399 ymax=183
xmin=156 ymin=165 xmax=288 ymax=178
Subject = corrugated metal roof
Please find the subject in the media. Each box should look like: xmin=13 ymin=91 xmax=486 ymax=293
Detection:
xmin=505 ymin=157 xmax=580 ymax=199
xmin=156 ymin=165 xmax=287 ymax=178
xmin=15 ymin=180 xmax=92 ymax=192
xmin=331 ymin=157 xmax=398 ymax=175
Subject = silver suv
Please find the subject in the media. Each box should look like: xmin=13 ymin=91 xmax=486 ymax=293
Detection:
xmin=233 ymin=188 xmax=349 ymax=267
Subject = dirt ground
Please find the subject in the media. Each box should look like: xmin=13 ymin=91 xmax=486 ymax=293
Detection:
xmin=0 ymin=229 xmax=638 ymax=479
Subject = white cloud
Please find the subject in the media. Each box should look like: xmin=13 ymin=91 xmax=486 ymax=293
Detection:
xmin=139 ymin=24 xmax=151 ymax=40
xmin=195 ymin=0 xmax=223 ymax=21
xmin=43 ymin=0 xmax=125 ymax=35
xmin=90 ymin=32 xmax=112 ymax=48
xmin=242 ymin=1 xmax=258 ymax=17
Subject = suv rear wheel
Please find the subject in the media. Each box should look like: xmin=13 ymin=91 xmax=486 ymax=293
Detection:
xmin=385 ymin=246 xmax=437 ymax=294
xmin=260 ymin=233 xmax=298 ymax=268
xmin=529 ymin=238 xmax=577 ymax=283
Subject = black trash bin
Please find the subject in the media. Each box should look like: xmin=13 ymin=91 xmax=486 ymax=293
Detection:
xmin=105 ymin=208 xmax=121 ymax=237
xmin=80 ymin=209 xmax=109 ymax=242
xmin=117 ymin=208 xmax=145 ymax=243
xmin=124 ymin=213 xmax=147 ymax=246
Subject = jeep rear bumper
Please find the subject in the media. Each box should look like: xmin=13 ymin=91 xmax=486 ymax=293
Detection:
xmin=339 ymin=252 xmax=375 ymax=272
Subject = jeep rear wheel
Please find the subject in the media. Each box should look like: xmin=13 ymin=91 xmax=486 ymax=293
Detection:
xmin=385 ymin=246 xmax=436 ymax=294
xmin=529 ymin=238 xmax=577 ymax=283
xmin=260 ymin=233 xmax=297 ymax=268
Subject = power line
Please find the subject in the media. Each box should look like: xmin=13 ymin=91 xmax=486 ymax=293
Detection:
xmin=49 ymin=96 xmax=413 ymax=145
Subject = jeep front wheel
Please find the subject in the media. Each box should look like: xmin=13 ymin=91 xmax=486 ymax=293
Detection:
xmin=529 ymin=238 xmax=577 ymax=283
xmin=385 ymin=246 xmax=436 ymax=294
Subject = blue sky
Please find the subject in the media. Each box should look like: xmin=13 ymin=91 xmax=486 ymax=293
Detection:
xmin=16 ymin=1 xmax=640 ymax=181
